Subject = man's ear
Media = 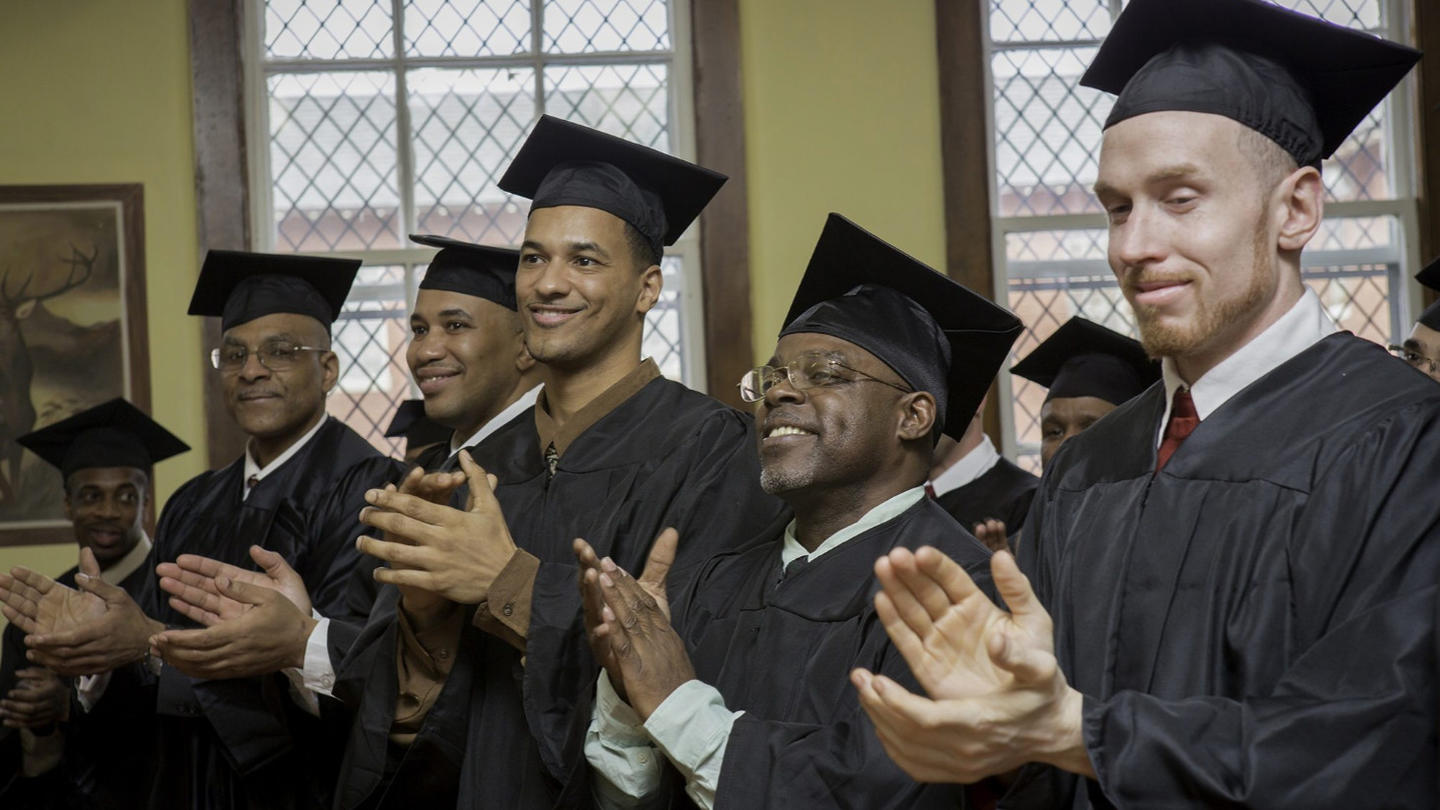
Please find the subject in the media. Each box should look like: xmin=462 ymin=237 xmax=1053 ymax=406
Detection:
xmin=1275 ymin=165 xmax=1323 ymax=253
xmin=514 ymin=333 xmax=537 ymax=373
xmin=897 ymin=391 xmax=937 ymax=442
xmin=319 ymin=349 xmax=341 ymax=394
xmin=635 ymin=263 xmax=663 ymax=317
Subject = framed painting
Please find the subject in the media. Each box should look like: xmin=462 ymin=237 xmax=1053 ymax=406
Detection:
xmin=0 ymin=184 xmax=149 ymax=547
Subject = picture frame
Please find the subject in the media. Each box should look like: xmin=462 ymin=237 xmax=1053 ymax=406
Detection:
xmin=0 ymin=184 xmax=149 ymax=547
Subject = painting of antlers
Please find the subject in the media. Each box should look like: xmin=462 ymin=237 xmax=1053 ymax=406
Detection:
xmin=0 ymin=184 xmax=150 ymax=545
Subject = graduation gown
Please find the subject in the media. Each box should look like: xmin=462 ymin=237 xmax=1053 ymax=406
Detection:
xmin=0 ymin=564 xmax=151 ymax=810
xmin=1011 ymin=334 xmax=1440 ymax=808
xmin=934 ymin=456 xmax=1039 ymax=533
xmin=672 ymin=497 xmax=990 ymax=809
xmin=333 ymin=376 xmax=787 ymax=810
xmin=137 ymin=416 xmax=398 ymax=810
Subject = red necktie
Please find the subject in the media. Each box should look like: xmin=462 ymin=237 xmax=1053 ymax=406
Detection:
xmin=924 ymin=482 xmax=937 ymax=499
xmin=1155 ymin=388 xmax=1199 ymax=472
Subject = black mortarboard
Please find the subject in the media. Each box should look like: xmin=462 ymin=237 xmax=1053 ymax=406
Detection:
xmin=1011 ymin=318 xmax=1159 ymax=406
xmin=187 ymin=250 xmax=362 ymax=332
xmin=779 ymin=214 xmax=1023 ymax=439
xmin=1080 ymin=0 xmax=1419 ymax=167
xmin=411 ymin=235 xmax=519 ymax=311
xmin=17 ymin=398 xmax=189 ymax=481
xmin=497 ymin=115 xmax=727 ymax=255
xmin=384 ymin=399 xmax=453 ymax=451
xmin=1415 ymin=259 xmax=1440 ymax=331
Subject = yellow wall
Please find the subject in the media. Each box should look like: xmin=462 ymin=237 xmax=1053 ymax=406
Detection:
xmin=739 ymin=0 xmax=947 ymax=358
xmin=0 ymin=0 xmax=203 ymax=577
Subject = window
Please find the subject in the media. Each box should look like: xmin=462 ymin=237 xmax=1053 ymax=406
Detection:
xmin=244 ymin=0 xmax=702 ymax=454
xmin=985 ymin=0 xmax=1421 ymax=471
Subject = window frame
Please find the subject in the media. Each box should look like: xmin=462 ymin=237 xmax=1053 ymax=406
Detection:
xmin=189 ymin=0 xmax=754 ymax=466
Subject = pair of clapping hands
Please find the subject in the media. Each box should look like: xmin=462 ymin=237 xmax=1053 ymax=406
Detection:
xmin=0 ymin=540 xmax=314 ymax=682
xmin=0 ymin=450 xmax=518 ymax=684
xmin=570 ymin=532 xmax=1093 ymax=785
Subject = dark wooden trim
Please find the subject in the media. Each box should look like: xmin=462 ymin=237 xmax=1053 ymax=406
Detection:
xmin=0 ymin=183 xmax=150 ymax=545
xmin=1416 ymin=0 xmax=1440 ymax=309
xmin=691 ymin=0 xmax=754 ymax=407
xmin=190 ymin=0 xmax=251 ymax=467
xmin=934 ymin=0 xmax=1004 ymax=440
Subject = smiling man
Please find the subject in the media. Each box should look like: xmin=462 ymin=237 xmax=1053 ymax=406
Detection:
xmin=853 ymin=1 xmax=1440 ymax=806
xmin=576 ymin=214 xmax=1021 ymax=809
xmin=0 ymin=398 xmax=187 ymax=809
xmin=335 ymin=116 xmax=786 ymax=809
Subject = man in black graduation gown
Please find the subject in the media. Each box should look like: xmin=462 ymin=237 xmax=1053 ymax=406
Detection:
xmin=1391 ymin=260 xmax=1440 ymax=383
xmin=0 ymin=398 xmax=188 ymax=809
xmin=575 ymin=213 xmax=1021 ymax=810
xmin=852 ymin=1 xmax=1440 ymax=807
xmin=0 ymin=250 xmax=398 ymax=809
xmin=1010 ymin=317 xmax=1158 ymax=473
xmin=347 ymin=115 xmax=787 ymax=808
xmin=926 ymin=398 xmax=1037 ymax=550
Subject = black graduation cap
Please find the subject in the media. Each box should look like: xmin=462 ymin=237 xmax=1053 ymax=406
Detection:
xmin=1415 ymin=259 xmax=1440 ymax=331
xmin=187 ymin=249 xmax=362 ymax=332
xmin=1011 ymin=317 xmax=1159 ymax=406
xmin=384 ymin=399 xmax=453 ymax=451
xmin=1080 ymin=0 xmax=1419 ymax=167
xmin=411 ymin=234 xmax=519 ymax=311
xmin=497 ymin=115 xmax=727 ymax=254
xmin=779 ymin=214 xmax=1023 ymax=439
xmin=16 ymin=398 xmax=189 ymax=480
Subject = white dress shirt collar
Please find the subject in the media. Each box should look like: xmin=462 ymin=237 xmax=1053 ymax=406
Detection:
xmin=1157 ymin=286 xmax=1338 ymax=445
xmin=243 ymin=414 xmax=328 ymax=500
xmin=928 ymin=434 xmax=1001 ymax=498
xmin=447 ymin=384 xmax=542 ymax=458
xmin=779 ymin=486 xmax=927 ymax=568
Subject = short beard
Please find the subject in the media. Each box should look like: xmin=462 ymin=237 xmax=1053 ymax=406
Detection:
xmin=759 ymin=463 xmax=812 ymax=495
xmin=1133 ymin=224 xmax=1277 ymax=358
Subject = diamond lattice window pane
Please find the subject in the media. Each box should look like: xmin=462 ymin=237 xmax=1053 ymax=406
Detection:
xmin=265 ymin=0 xmax=393 ymax=60
xmin=404 ymin=0 xmax=532 ymax=57
xmin=543 ymin=0 xmax=670 ymax=53
xmin=992 ymin=47 xmax=1110 ymax=217
xmin=269 ymin=72 xmax=401 ymax=251
xmin=543 ymin=64 xmax=669 ymax=150
xmin=330 ymin=265 xmax=414 ymax=455
xmin=990 ymin=0 xmax=1112 ymax=44
xmin=409 ymin=68 xmax=538 ymax=244
xmin=644 ymin=256 xmax=687 ymax=381
xmin=1305 ymin=215 xmax=1401 ymax=344
xmin=1267 ymin=0 xmax=1383 ymax=29
xmin=1005 ymin=229 xmax=1133 ymax=469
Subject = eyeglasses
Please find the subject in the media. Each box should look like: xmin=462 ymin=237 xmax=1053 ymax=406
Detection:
xmin=738 ymin=357 xmax=912 ymax=403
xmin=1387 ymin=344 xmax=1440 ymax=375
xmin=210 ymin=342 xmax=326 ymax=373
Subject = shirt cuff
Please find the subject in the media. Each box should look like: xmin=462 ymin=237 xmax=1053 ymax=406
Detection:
xmin=586 ymin=671 xmax=664 ymax=807
xmin=473 ymin=548 xmax=539 ymax=651
xmin=282 ymin=615 xmax=334 ymax=716
xmin=643 ymin=679 xmax=742 ymax=810
xmin=76 ymin=671 xmax=111 ymax=713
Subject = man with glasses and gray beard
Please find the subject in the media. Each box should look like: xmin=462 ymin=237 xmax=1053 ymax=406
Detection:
xmin=0 ymin=251 xmax=400 ymax=810
xmin=574 ymin=214 xmax=1021 ymax=809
